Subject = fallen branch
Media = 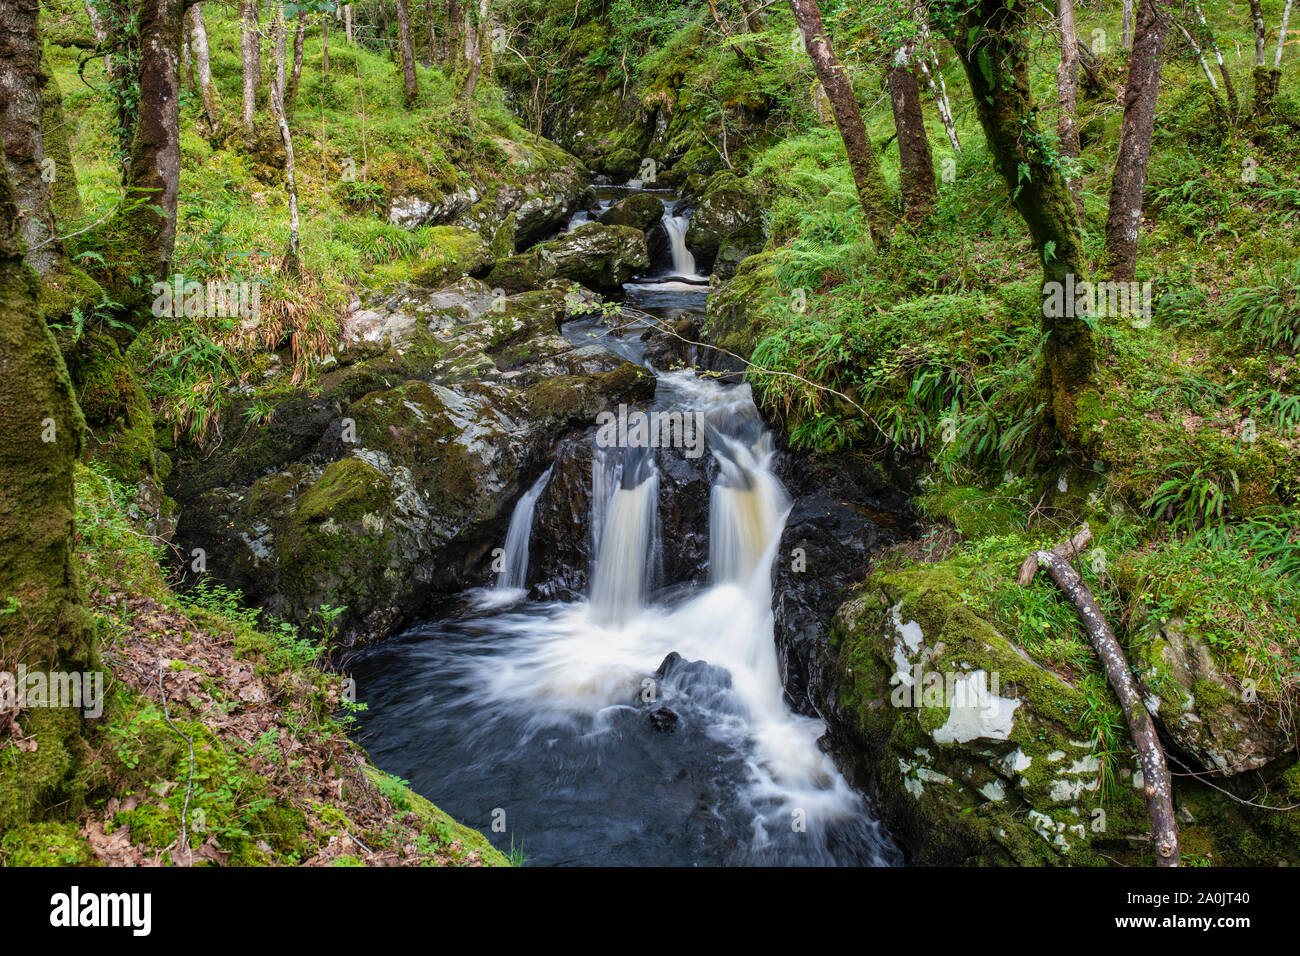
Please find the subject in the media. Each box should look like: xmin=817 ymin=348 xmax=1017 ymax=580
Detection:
xmin=1022 ymin=527 xmax=1180 ymax=866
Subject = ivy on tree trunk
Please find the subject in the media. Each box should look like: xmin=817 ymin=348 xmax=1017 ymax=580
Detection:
xmin=946 ymin=0 xmax=1094 ymax=440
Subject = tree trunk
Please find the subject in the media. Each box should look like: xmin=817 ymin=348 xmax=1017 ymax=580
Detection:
xmin=40 ymin=60 xmax=84 ymax=223
xmin=1023 ymin=529 xmax=1180 ymax=867
xmin=1056 ymin=0 xmax=1084 ymax=215
xmin=444 ymin=0 xmax=461 ymax=72
xmin=1190 ymin=1 xmax=1238 ymax=118
xmin=322 ymin=14 xmax=330 ymax=76
xmin=240 ymin=0 xmax=259 ymax=137
xmin=1271 ymin=0 xmax=1294 ymax=105
xmin=425 ymin=0 xmax=437 ymax=64
xmin=104 ymin=0 xmax=185 ymax=343
xmin=379 ymin=0 xmax=395 ymax=61
xmin=0 ymin=0 xmax=60 ymax=274
xmin=913 ymin=9 xmax=960 ymax=152
xmin=946 ymin=0 xmax=1093 ymax=438
xmin=738 ymin=0 xmax=763 ymax=32
xmin=189 ymin=4 xmax=224 ymax=132
xmin=1249 ymin=0 xmax=1270 ymax=114
xmin=0 ymin=115 xmax=96 ymax=835
xmin=788 ymin=0 xmax=895 ymax=248
xmin=286 ymin=11 xmax=305 ymax=116
xmin=1104 ymin=0 xmax=1169 ymax=282
xmin=463 ymin=0 xmax=488 ymax=100
xmin=1122 ymin=0 xmax=1134 ymax=49
xmin=269 ymin=4 xmax=300 ymax=275
xmin=886 ymin=45 xmax=935 ymax=221
xmin=706 ymin=0 xmax=732 ymax=36
xmin=345 ymin=3 xmax=353 ymax=44
xmin=396 ymin=0 xmax=419 ymax=106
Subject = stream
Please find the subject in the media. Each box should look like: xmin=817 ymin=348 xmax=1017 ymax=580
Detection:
xmin=349 ymin=189 xmax=901 ymax=866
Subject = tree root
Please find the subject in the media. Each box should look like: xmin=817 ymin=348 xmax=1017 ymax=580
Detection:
xmin=1021 ymin=526 xmax=1180 ymax=866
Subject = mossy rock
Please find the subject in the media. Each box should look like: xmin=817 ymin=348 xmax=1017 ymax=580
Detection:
xmin=829 ymin=564 xmax=1153 ymax=865
xmin=598 ymin=192 xmax=664 ymax=231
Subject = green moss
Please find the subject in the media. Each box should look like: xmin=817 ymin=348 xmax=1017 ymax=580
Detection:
xmin=0 ymin=822 xmax=96 ymax=866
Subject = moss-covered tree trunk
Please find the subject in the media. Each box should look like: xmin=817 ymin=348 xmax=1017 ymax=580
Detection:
xmin=396 ymin=0 xmax=419 ymax=106
xmin=40 ymin=49 xmax=84 ymax=224
xmin=0 ymin=128 xmax=96 ymax=832
xmin=886 ymin=44 xmax=935 ymax=222
xmin=443 ymin=0 xmax=461 ymax=73
xmin=1056 ymin=0 xmax=1083 ymax=215
xmin=102 ymin=0 xmax=185 ymax=345
xmin=286 ymin=9 xmax=305 ymax=116
xmin=788 ymin=0 xmax=895 ymax=248
xmin=946 ymin=0 xmax=1094 ymax=438
xmin=0 ymin=0 xmax=60 ymax=275
xmin=1104 ymin=0 xmax=1167 ymax=283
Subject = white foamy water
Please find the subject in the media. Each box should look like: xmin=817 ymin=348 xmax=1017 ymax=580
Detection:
xmin=465 ymin=372 xmax=871 ymax=840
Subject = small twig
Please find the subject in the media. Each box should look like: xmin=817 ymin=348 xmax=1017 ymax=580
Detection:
xmin=157 ymin=659 xmax=197 ymax=863
xmin=1166 ymin=752 xmax=1300 ymax=811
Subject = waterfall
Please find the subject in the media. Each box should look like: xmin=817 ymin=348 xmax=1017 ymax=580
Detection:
xmin=709 ymin=433 xmax=788 ymax=587
xmin=496 ymin=467 xmax=553 ymax=590
xmin=588 ymin=454 xmax=660 ymax=627
xmin=662 ymin=213 xmax=697 ymax=277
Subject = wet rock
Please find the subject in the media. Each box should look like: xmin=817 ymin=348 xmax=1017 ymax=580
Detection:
xmin=598 ymin=192 xmax=665 ymax=231
xmin=684 ymin=170 xmax=767 ymax=273
xmin=542 ymin=222 xmax=650 ymax=295
xmin=772 ymin=451 xmax=912 ymax=718
xmin=649 ymin=707 xmax=680 ymax=733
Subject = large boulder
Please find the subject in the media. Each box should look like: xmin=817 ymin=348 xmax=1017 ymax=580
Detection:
xmin=684 ymin=171 xmax=767 ymax=273
xmin=1129 ymin=616 xmax=1293 ymax=775
xmin=543 ymin=222 xmax=650 ymax=294
xmin=169 ymin=278 xmax=655 ymax=646
xmin=488 ymin=222 xmax=649 ymax=295
xmin=598 ymin=192 xmax=665 ymax=231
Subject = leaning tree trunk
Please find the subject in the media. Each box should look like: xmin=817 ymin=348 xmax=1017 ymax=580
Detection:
xmin=0 ymin=0 xmax=60 ymax=275
xmin=395 ymin=0 xmax=419 ymax=106
xmin=1021 ymin=529 xmax=1180 ymax=867
xmin=269 ymin=4 xmax=300 ymax=275
xmin=1056 ymin=0 xmax=1084 ymax=215
xmin=189 ymin=4 xmax=224 ymax=132
xmin=240 ymin=0 xmax=259 ymax=137
xmin=788 ymin=0 xmax=895 ymax=248
xmin=886 ymin=44 xmax=936 ymax=222
xmin=1105 ymin=0 xmax=1168 ymax=282
xmin=0 ymin=129 xmax=97 ymax=835
xmin=913 ymin=8 xmax=960 ymax=152
xmin=946 ymin=0 xmax=1093 ymax=438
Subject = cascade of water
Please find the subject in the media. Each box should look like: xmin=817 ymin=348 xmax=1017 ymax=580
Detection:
xmin=662 ymin=213 xmax=697 ymax=277
xmin=496 ymin=467 xmax=553 ymax=590
xmin=588 ymin=450 xmax=660 ymax=627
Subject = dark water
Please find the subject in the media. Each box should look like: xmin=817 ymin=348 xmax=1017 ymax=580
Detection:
xmin=349 ymin=192 xmax=900 ymax=867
